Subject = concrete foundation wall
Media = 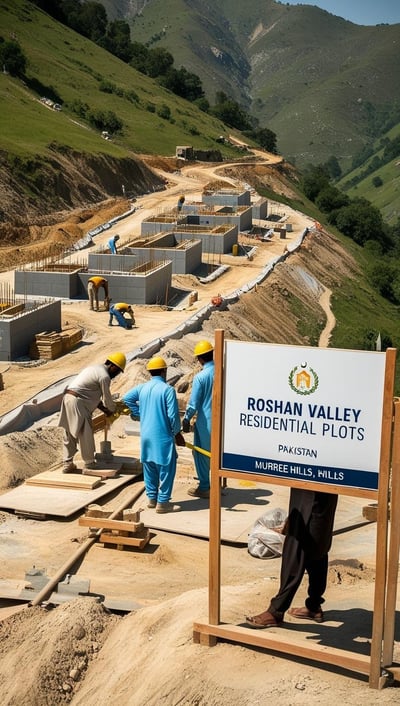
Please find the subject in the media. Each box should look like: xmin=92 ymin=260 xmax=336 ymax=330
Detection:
xmin=79 ymin=263 xmax=172 ymax=305
xmin=202 ymin=190 xmax=251 ymax=207
xmin=15 ymin=271 xmax=82 ymax=298
xmin=89 ymin=238 xmax=202 ymax=275
xmin=252 ymin=198 xmax=268 ymax=220
xmin=141 ymin=220 xmax=177 ymax=236
xmin=174 ymin=227 xmax=237 ymax=255
xmin=186 ymin=208 xmax=252 ymax=232
xmin=0 ymin=300 xmax=61 ymax=361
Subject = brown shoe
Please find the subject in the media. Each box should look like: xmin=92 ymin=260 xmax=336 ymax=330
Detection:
xmin=187 ymin=486 xmax=209 ymax=499
xmin=156 ymin=502 xmax=181 ymax=514
xmin=245 ymin=610 xmax=283 ymax=629
xmin=63 ymin=462 xmax=77 ymax=474
xmin=287 ymin=606 xmax=324 ymax=623
xmin=147 ymin=498 xmax=157 ymax=508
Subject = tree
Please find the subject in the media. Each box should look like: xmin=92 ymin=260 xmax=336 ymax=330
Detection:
xmin=211 ymin=93 xmax=251 ymax=131
xmin=161 ymin=67 xmax=204 ymax=102
xmin=145 ymin=47 xmax=174 ymax=78
xmin=324 ymin=155 xmax=342 ymax=180
xmin=301 ymin=165 xmax=330 ymax=202
xmin=101 ymin=20 xmax=132 ymax=62
xmin=67 ymin=2 xmax=107 ymax=42
xmin=335 ymin=199 xmax=389 ymax=248
xmin=0 ymin=39 xmax=27 ymax=77
xmin=315 ymin=186 xmax=349 ymax=213
xmin=372 ymin=175 xmax=383 ymax=188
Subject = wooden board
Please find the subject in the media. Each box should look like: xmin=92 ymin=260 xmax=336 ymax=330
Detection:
xmin=99 ymin=530 xmax=150 ymax=549
xmin=0 ymin=475 xmax=136 ymax=518
xmin=79 ymin=517 xmax=144 ymax=532
xmin=26 ymin=471 xmax=101 ymax=490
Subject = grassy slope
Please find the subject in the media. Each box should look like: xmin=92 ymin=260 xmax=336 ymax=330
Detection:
xmin=338 ymin=123 xmax=400 ymax=224
xmin=0 ymin=0 xmax=244 ymax=160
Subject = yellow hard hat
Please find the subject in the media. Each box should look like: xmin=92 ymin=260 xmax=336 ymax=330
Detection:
xmin=107 ymin=351 xmax=126 ymax=372
xmin=193 ymin=340 xmax=214 ymax=357
xmin=146 ymin=356 xmax=167 ymax=371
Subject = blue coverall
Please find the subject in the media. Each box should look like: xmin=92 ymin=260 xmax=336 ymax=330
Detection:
xmin=109 ymin=304 xmax=131 ymax=328
xmin=183 ymin=360 xmax=214 ymax=491
xmin=108 ymin=236 xmax=118 ymax=254
xmin=122 ymin=376 xmax=181 ymax=503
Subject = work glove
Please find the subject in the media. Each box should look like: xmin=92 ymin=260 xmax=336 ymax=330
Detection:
xmin=175 ymin=432 xmax=186 ymax=447
xmin=114 ymin=400 xmax=131 ymax=416
xmin=182 ymin=418 xmax=191 ymax=433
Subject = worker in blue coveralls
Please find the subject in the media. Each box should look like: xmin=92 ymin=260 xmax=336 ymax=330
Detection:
xmin=122 ymin=356 xmax=185 ymax=514
xmin=181 ymin=340 xmax=214 ymax=499
xmin=108 ymin=234 xmax=120 ymax=254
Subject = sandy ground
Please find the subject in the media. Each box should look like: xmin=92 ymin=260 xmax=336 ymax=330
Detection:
xmin=0 ymin=151 xmax=399 ymax=705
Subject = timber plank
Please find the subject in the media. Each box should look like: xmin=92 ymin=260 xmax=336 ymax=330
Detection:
xmin=100 ymin=530 xmax=150 ymax=549
xmin=79 ymin=517 xmax=144 ymax=532
xmin=26 ymin=471 xmax=100 ymax=490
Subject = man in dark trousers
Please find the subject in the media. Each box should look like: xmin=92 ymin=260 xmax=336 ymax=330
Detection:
xmin=246 ymin=488 xmax=338 ymax=627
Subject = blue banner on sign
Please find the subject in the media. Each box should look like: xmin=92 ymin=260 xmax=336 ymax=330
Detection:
xmin=222 ymin=453 xmax=378 ymax=491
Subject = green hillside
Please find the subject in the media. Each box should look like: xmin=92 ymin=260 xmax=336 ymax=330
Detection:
xmin=0 ymin=0 xmax=242 ymax=160
xmin=124 ymin=0 xmax=400 ymax=170
xmin=338 ymin=123 xmax=400 ymax=225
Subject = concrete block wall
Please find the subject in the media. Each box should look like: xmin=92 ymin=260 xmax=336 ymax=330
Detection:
xmin=0 ymin=300 xmax=61 ymax=361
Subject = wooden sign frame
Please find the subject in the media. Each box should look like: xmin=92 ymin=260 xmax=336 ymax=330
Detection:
xmin=193 ymin=329 xmax=399 ymax=689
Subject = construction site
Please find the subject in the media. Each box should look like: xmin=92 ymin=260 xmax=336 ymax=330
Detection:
xmin=0 ymin=153 xmax=398 ymax=706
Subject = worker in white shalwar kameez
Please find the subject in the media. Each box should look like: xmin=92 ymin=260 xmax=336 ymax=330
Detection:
xmin=58 ymin=352 xmax=126 ymax=473
xmin=122 ymin=356 xmax=185 ymax=514
xmin=182 ymin=340 xmax=214 ymax=498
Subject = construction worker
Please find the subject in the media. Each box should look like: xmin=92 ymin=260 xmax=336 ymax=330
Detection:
xmin=87 ymin=275 xmax=109 ymax=311
xmin=122 ymin=356 xmax=185 ymax=513
xmin=108 ymin=302 xmax=135 ymax=329
xmin=177 ymin=194 xmax=185 ymax=212
xmin=58 ymin=352 xmax=126 ymax=473
xmin=108 ymin=234 xmax=120 ymax=254
xmin=181 ymin=340 xmax=214 ymax=498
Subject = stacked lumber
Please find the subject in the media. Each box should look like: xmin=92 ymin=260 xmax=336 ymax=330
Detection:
xmin=29 ymin=327 xmax=82 ymax=360
xmin=79 ymin=507 xmax=150 ymax=550
xmin=29 ymin=331 xmax=63 ymax=360
xmin=60 ymin=327 xmax=83 ymax=353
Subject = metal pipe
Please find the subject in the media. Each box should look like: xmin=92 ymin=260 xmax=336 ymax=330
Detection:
xmin=29 ymin=480 xmax=145 ymax=607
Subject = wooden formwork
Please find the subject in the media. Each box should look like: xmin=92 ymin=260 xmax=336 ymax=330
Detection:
xmin=79 ymin=507 xmax=150 ymax=550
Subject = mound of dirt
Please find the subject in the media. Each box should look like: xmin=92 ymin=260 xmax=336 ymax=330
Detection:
xmin=0 ymin=598 xmax=118 ymax=705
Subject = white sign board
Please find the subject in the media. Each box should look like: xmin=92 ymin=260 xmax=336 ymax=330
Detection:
xmin=222 ymin=342 xmax=386 ymax=491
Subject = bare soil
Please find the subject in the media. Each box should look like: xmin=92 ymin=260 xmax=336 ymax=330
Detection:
xmin=0 ymin=151 xmax=399 ymax=705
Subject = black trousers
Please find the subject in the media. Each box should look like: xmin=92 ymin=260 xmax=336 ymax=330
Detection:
xmin=269 ymin=488 xmax=338 ymax=617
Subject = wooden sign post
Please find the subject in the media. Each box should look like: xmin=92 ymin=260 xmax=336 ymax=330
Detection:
xmin=193 ymin=329 xmax=399 ymax=689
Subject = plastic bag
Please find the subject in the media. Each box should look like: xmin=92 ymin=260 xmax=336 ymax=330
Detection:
xmin=247 ymin=507 xmax=287 ymax=559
